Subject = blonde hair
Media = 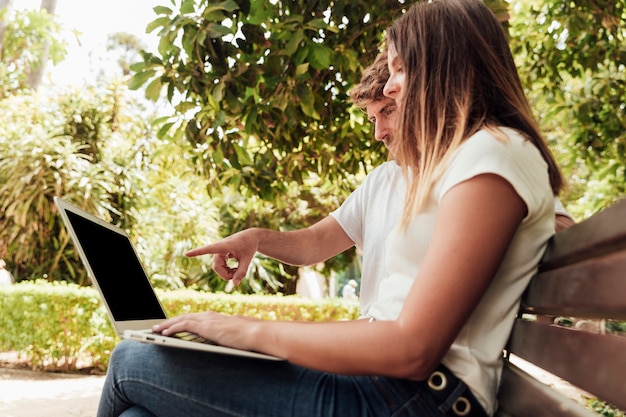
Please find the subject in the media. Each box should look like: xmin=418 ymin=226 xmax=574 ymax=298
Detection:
xmin=386 ymin=0 xmax=564 ymax=227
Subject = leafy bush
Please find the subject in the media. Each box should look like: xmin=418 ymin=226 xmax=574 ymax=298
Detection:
xmin=606 ymin=320 xmax=626 ymax=335
xmin=0 ymin=84 xmax=225 ymax=290
xmin=0 ymin=281 xmax=116 ymax=372
xmin=585 ymin=397 xmax=625 ymax=417
xmin=0 ymin=280 xmax=359 ymax=373
xmin=0 ymin=87 xmax=150 ymax=284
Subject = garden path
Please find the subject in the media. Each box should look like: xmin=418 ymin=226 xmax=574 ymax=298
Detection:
xmin=0 ymin=366 xmax=104 ymax=417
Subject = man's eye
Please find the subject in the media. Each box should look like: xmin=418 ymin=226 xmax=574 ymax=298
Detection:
xmin=384 ymin=108 xmax=396 ymax=116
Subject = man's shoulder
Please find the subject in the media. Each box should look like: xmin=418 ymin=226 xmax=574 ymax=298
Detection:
xmin=364 ymin=161 xmax=401 ymax=179
xmin=354 ymin=161 xmax=404 ymax=197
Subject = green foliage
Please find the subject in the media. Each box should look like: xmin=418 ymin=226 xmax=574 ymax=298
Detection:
xmin=585 ymin=397 xmax=625 ymax=417
xmin=0 ymin=85 xmax=147 ymax=283
xmin=130 ymin=0 xmax=405 ymax=234
xmin=0 ymin=8 xmax=230 ymax=291
xmin=0 ymin=7 xmax=67 ymax=97
xmin=163 ymin=288 xmax=359 ymax=321
xmin=0 ymin=280 xmax=359 ymax=372
xmin=106 ymin=32 xmax=147 ymax=77
xmin=135 ymin=0 xmax=531 ymax=287
xmin=0 ymin=280 xmax=116 ymax=372
xmin=0 ymin=81 xmax=234 ymax=291
xmin=2 ymin=0 xmax=624 ymax=295
xmin=508 ymin=0 xmax=626 ymax=219
xmin=606 ymin=320 xmax=626 ymax=335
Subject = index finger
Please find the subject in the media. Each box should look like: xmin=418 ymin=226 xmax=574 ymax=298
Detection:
xmin=185 ymin=242 xmax=225 ymax=258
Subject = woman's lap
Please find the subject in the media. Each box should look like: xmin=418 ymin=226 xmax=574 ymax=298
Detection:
xmin=98 ymin=340 xmax=445 ymax=417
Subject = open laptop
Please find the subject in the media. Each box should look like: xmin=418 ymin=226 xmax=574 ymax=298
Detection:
xmin=53 ymin=196 xmax=282 ymax=361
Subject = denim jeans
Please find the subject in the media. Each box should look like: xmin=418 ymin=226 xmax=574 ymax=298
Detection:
xmin=97 ymin=340 xmax=453 ymax=417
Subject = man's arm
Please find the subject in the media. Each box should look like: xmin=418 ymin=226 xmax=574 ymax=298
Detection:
xmin=554 ymin=198 xmax=575 ymax=232
xmin=186 ymin=216 xmax=354 ymax=285
xmin=156 ymin=174 xmax=527 ymax=379
xmin=555 ymin=214 xmax=575 ymax=232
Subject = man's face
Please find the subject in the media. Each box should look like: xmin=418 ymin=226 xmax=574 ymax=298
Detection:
xmin=366 ymin=97 xmax=397 ymax=150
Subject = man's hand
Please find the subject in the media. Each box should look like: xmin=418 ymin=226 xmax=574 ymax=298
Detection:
xmin=185 ymin=229 xmax=260 ymax=285
xmin=555 ymin=214 xmax=575 ymax=232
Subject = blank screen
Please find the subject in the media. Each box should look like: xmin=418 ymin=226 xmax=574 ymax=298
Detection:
xmin=66 ymin=210 xmax=166 ymax=321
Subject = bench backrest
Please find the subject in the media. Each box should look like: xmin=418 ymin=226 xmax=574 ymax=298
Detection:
xmin=496 ymin=198 xmax=626 ymax=417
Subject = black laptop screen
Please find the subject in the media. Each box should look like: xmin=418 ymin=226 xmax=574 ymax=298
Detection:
xmin=66 ymin=210 xmax=166 ymax=321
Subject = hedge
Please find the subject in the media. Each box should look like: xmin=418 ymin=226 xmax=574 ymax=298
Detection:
xmin=0 ymin=280 xmax=360 ymax=373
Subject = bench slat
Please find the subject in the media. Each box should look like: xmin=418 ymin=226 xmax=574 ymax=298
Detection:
xmin=540 ymin=198 xmax=626 ymax=270
xmin=497 ymin=199 xmax=626 ymax=415
xmin=496 ymin=362 xmax=595 ymax=417
xmin=521 ymin=250 xmax=626 ymax=319
xmin=506 ymin=319 xmax=626 ymax=411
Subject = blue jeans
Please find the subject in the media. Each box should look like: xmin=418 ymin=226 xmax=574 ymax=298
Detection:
xmin=97 ymin=340 xmax=453 ymax=417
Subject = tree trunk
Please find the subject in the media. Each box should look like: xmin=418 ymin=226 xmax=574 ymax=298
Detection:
xmin=25 ymin=0 xmax=58 ymax=90
xmin=0 ymin=0 xmax=15 ymax=50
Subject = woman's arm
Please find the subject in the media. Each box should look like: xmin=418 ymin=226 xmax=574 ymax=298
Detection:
xmin=157 ymin=174 xmax=526 ymax=380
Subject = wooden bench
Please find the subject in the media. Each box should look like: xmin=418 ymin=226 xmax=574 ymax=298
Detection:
xmin=495 ymin=198 xmax=626 ymax=416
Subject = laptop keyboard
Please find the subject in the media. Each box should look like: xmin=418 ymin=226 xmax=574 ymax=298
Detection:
xmin=172 ymin=331 xmax=216 ymax=345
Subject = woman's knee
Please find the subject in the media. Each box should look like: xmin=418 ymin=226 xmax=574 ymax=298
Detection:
xmin=109 ymin=340 xmax=158 ymax=372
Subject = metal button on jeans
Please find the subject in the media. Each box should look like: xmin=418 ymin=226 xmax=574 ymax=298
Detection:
xmin=427 ymin=370 xmax=447 ymax=391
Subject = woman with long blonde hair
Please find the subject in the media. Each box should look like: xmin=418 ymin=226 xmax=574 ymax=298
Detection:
xmin=98 ymin=2 xmax=562 ymax=416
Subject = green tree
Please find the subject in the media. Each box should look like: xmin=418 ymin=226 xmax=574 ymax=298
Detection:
xmin=0 ymin=8 xmax=228 ymax=291
xmin=25 ymin=0 xmax=59 ymax=90
xmin=131 ymin=0 xmax=405 ymax=220
xmin=133 ymin=0 xmax=623 ymax=221
xmin=509 ymin=0 xmax=626 ymax=219
xmin=127 ymin=0 xmax=513 ymax=293
xmin=129 ymin=0 xmax=408 ymax=292
xmin=106 ymin=32 xmax=146 ymax=77
xmin=0 ymin=5 xmax=66 ymax=97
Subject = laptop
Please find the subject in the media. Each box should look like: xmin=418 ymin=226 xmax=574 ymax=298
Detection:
xmin=53 ymin=196 xmax=282 ymax=361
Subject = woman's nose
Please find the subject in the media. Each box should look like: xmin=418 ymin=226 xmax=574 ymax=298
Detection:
xmin=383 ymin=79 xmax=397 ymax=99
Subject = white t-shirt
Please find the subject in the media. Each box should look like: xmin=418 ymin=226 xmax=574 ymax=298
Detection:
xmin=366 ymin=129 xmax=554 ymax=415
xmin=330 ymin=161 xmax=405 ymax=317
xmin=331 ymin=154 xmax=570 ymax=319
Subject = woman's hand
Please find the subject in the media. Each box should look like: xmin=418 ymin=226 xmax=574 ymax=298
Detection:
xmin=152 ymin=312 xmax=260 ymax=351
